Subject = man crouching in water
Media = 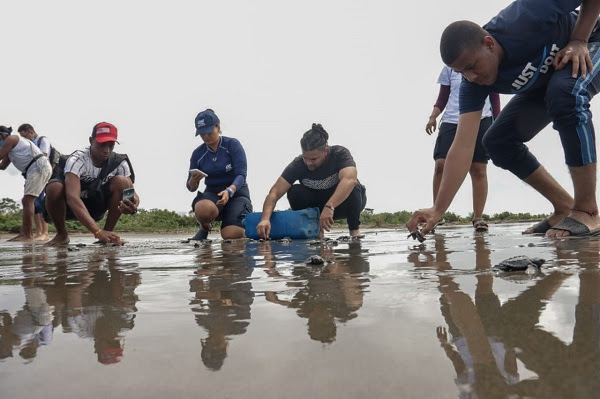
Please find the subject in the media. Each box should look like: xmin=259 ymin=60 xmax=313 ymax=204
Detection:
xmin=44 ymin=122 xmax=139 ymax=246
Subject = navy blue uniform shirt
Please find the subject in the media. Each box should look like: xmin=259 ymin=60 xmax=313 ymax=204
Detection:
xmin=187 ymin=136 xmax=248 ymax=193
xmin=459 ymin=0 xmax=600 ymax=114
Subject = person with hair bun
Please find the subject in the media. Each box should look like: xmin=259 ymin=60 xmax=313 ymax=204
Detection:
xmin=257 ymin=123 xmax=366 ymax=239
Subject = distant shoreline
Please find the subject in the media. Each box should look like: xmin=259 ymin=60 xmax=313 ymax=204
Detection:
xmin=0 ymin=217 xmax=544 ymax=238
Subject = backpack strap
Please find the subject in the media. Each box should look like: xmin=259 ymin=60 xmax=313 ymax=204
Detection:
xmin=51 ymin=152 xmax=75 ymax=180
xmin=99 ymin=153 xmax=135 ymax=183
xmin=36 ymin=136 xmax=49 ymax=153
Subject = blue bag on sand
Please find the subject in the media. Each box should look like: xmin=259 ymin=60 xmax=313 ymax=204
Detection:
xmin=243 ymin=207 xmax=320 ymax=239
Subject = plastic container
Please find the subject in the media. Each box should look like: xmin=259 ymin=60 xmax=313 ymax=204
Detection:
xmin=243 ymin=207 xmax=320 ymax=239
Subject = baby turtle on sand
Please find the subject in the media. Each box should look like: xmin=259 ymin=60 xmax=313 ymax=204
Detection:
xmin=305 ymin=255 xmax=326 ymax=265
xmin=407 ymin=231 xmax=426 ymax=243
xmin=337 ymin=235 xmax=365 ymax=242
xmin=494 ymin=256 xmax=545 ymax=272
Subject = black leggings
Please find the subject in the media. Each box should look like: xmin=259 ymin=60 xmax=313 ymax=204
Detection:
xmin=286 ymin=183 xmax=367 ymax=231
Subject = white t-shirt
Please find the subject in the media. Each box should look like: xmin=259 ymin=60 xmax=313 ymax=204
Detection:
xmin=8 ymin=135 xmax=43 ymax=172
xmin=64 ymin=147 xmax=131 ymax=198
xmin=33 ymin=136 xmax=52 ymax=156
xmin=437 ymin=66 xmax=493 ymax=124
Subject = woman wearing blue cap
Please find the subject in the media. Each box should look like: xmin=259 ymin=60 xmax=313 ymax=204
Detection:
xmin=187 ymin=109 xmax=252 ymax=240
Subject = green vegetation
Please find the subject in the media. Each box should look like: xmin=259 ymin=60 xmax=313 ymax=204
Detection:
xmin=339 ymin=209 xmax=548 ymax=228
xmin=0 ymin=198 xmax=22 ymax=233
xmin=0 ymin=197 xmax=547 ymax=233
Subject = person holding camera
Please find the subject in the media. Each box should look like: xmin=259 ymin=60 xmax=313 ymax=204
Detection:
xmin=187 ymin=109 xmax=252 ymax=240
xmin=44 ymin=122 xmax=138 ymax=246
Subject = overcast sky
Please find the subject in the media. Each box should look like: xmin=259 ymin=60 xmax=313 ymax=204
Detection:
xmin=1 ymin=0 xmax=596 ymax=217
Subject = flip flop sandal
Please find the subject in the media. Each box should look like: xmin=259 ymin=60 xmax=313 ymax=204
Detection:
xmin=549 ymin=217 xmax=600 ymax=237
xmin=472 ymin=218 xmax=489 ymax=232
xmin=522 ymin=218 xmax=552 ymax=235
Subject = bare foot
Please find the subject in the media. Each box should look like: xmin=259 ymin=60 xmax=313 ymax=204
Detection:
xmin=546 ymin=211 xmax=600 ymax=238
xmin=350 ymin=229 xmax=362 ymax=237
xmin=522 ymin=211 xmax=569 ymax=234
xmin=34 ymin=234 xmax=50 ymax=241
xmin=45 ymin=234 xmax=70 ymax=246
xmin=7 ymin=234 xmax=35 ymax=242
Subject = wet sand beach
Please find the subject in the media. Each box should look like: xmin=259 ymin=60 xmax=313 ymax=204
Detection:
xmin=1 ymin=224 xmax=599 ymax=398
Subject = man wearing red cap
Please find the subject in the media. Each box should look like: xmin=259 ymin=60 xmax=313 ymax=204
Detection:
xmin=44 ymin=122 xmax=139 ymax=245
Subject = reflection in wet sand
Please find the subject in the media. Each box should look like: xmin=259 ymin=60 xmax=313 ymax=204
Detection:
xmin=407 ymin=233 xmax=600 ymax=398
xmin=188 ymin=239 xmax=370 ymax=370
xmin=190 ymin=240 xmax=254 ymax=370
xmin=512 ymin=238 xmax=600 ymax=398
xmin=1 ymin=227 xmax=600 ymax=398
xmin=0 ymin=246 xmax=140 ymax=365
xmin=262 ymin=240 xmax=370 ymax=343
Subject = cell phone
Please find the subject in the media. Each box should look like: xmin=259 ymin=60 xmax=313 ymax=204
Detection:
xmin=122 ymin=188 xmax=135 ymax=202
xmin=190 ymin=168 xmax=208 ymax=178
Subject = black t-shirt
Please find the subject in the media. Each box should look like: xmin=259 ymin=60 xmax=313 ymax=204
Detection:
xmin=281 ymin=145 xmax=356 ymax=190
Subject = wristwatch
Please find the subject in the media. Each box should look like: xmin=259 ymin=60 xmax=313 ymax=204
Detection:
xmin=324 ymin=203 xmax=335 ymax=211
xmin=226 ymin=187 xmax=235 ymax=198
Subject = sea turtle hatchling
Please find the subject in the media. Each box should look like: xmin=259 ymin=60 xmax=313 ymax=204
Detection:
xmin=407 ymin=231 xmax=426 ymax=243
xmin=493 ymin=256 xmax=545 ymax=272
xmin=305 ymin=255 xmax=326 ymax=265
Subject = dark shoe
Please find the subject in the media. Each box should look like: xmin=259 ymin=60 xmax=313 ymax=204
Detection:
xmin=191 ymin=229 xmax=209 ymax=241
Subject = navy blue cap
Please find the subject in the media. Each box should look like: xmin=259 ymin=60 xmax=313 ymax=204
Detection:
xmin=195 ymin=109 xmax=220 ymax=136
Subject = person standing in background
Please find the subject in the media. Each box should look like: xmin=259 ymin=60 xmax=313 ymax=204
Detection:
xmin=425 ymin=66 xmax=501 ymax=232
xmin=18 ymin=124 xmax=53 ymax=241
xmin=0 ymin=125 xmax=52 ymax=242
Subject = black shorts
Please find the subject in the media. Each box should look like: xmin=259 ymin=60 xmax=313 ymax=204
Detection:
xmin=433 ymin=116 xmax=492 ymax=163
xmin=42 ymin=179 xmax=111 ymax=223
xmin=65 ymin=195 xmax=110 ymax=222
xmin=191 ymin=185 xmax=253 ymax=229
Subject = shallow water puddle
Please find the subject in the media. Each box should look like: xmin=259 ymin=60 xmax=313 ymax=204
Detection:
xmin=1 ymin=225 xmax=599 ymax=399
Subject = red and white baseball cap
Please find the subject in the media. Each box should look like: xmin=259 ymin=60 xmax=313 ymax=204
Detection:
xmin=92 ymin=122 xmax=119 ymax=143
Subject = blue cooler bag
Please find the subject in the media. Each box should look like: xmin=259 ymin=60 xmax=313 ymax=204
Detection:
xmin=243 ymin=207 xmax=320 ymax=239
